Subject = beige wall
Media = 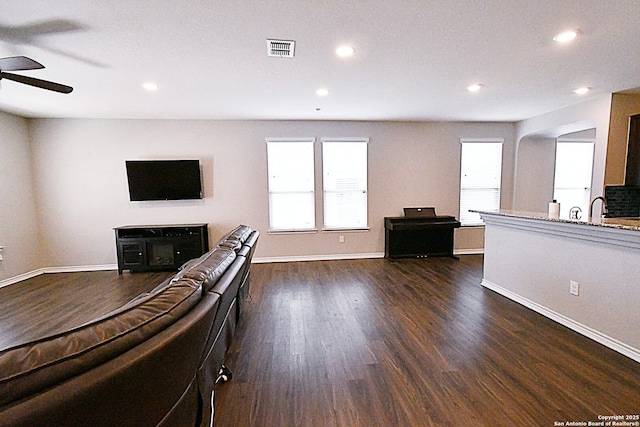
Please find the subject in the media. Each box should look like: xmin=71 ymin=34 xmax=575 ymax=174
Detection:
xmin=0 ymin=112 xmax=42 ymax=281
xmin=514 ymin=95 xmax=612 ymax=210
xmin=606 ymin=92 xmax=640 ymax=185
xmin=0 ymin=92 xmax=625 ymax=277
xmin=0 ymin=93 xmax=622 ymax=277
xmin=513 ymin=129 xmax=597 ymax=213
xmin=513 ymin=136 xmax=556 ymax=212
xmin=22 ymin=119 xmax=514 ymax=269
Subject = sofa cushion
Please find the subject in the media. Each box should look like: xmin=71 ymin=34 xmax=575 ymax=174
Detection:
xmin=243 ymin=229 xmax=260 ymax=247
xmin=174 ymin=247 xmax=237 ymax=292
xmin=0 ymin=278 xmax=202 ymax=407
xmin=218 ymin=225 xmax=253 ymax=251
xmin=0 ymin=292 xmax=221 ymax=427
xmin=237 ymin=245 xmax=251 ymax=257
xmin=227 ymin=225 xmax=253 ymax=243
xmin=219 ymin=238 xmax=242 ymax=252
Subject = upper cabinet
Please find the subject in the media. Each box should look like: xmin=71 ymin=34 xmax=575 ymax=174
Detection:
xmin=626 ymin=114 xmax=640 ymax=186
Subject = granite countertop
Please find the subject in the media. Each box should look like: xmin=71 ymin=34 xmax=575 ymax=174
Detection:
xmin=471 ymin=209 xmax=640 ymax=232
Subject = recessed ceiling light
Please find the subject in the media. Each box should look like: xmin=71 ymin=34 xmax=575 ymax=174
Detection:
xmin=574 ymin=87 xmax=590 ymax=95
xmin=467 ymin=84 xmax=483 ymax=92
xmin=316 ymin=88 xmax=329 ymax=96
xmin=142 ymin=82 xmax=158 ymax=91
xmin=335 ymin=45 xmax=354 ymax=57
xmin=553 ymin=30 xmax=578 ymax=43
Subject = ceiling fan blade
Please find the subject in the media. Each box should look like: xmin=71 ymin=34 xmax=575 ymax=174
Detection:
xmin=6 ymin=19 xmax=84 ymax=36
xmin=0 ymin=71 xmax=73 ymax=94
xmin=0 ymin=56 xmax=44 ymax=72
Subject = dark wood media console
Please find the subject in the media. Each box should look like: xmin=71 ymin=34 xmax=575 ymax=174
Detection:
xmin=384 ymin=215 xmax=460 ymax=259
xmin=114 ymin=224 xmax=209 ymax=274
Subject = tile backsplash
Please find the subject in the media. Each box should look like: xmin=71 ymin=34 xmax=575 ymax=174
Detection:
xmin=604 ymin=186 xmax=640 ymax=217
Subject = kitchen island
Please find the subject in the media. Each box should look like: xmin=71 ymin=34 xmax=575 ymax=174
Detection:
xmin=474 ymin=209 xmax=640 ymax=363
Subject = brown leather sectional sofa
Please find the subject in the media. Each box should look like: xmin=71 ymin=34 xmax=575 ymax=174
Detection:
xmin=0 ymin=225 xmax=259 ymax=427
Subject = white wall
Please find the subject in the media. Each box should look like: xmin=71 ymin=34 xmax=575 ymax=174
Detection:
xmin=26 ymin=119 xmax=515 ymax=269
xmin=0 ymin=112 xmax=42 ymax=281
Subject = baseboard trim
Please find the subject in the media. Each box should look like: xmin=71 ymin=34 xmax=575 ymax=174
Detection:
xmin=454 ymin=248 xmax=484 ymax=255
xmin=0 ymin=256 xmax=382 ymax=286
xmin=253 ymin=250 xmax=483 ymax=264
xmin=1 ymin=252 xmax=483 ymax=286
xmin=0 ymin=264 xmax=118 ymax=289
xmin=0 ymin=268 xmax=45 ymax=289
xmin=481 ymin=278 xmax=640 ymax=364
xmin=253 ymin=252 xmax=385 ymax=264
xmin=42 ymin=264 xmax=118 ymax=274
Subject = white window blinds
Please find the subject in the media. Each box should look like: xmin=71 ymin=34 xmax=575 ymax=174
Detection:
xmin=321 ymin=138 xmax=368 ymax=230
xmin=459 ymin=139 xmax=503 ymax=226
xmin=553 ymin=141 xmax=594 ymax=219
xmin=266 ymin=138 xmax=316 ymax=231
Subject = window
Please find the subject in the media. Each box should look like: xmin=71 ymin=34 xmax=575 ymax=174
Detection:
xmin=553 ymin=140 xmax=594 ymax=219
xmin=266 ymin=138 xmax=315 ymax=231
xmin=459 ymin=139 xmax=503 ymax=226
xmin=322 ymin=138 xmax=368 ymax=230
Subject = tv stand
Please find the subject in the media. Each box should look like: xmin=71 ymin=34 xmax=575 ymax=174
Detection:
xmin=114 ymin=224 xmax=209 ymax=274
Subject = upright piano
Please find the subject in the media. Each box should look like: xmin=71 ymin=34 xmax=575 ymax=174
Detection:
xmin=384 ymin=207 xmax=461 ymax=259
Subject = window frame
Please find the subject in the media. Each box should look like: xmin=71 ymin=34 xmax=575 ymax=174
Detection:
xmin=321 ymin=137 xmax=369 ymax=231
xmin=553 ymin=138 xmax=595 ymax=220
xmin=266 ymin=137 xmax=317 ymax=233
xmin=459 ymin=138 xmax=504 ymax=226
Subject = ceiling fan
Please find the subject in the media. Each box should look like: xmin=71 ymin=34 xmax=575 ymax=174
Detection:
xmin=0 ymin=56 xmax=73 ymax=94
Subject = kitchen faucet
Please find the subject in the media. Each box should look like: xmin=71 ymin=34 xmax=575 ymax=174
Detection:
xmin=589 ymin=196 xmax=608 ymax=220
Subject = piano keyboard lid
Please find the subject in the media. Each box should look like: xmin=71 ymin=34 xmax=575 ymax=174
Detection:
xmin=403 ymin=207 xmax=436 ymax=218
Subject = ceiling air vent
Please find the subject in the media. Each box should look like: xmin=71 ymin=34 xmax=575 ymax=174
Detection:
xmin=267 ymin=39 xmax=295 ymax=58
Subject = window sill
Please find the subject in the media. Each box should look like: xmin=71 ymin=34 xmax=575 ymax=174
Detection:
xmin=461 ymin=223 xmax=485 ymax=228
xmin=322 ymin=227 xmax=370 ymax=233
xmin=268 ymin=229 xmax=318 ymax=235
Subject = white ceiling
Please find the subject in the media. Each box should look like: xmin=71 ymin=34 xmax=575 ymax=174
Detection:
xmin=2 ymin=0 xmax=640 ymax=122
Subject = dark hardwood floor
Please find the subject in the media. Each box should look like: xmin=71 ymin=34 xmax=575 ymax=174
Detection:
xmin=1 ymin=257 xmax=638 ymax=426
xmin=214 ymin=256 xmax=640 ymax=426
xmin=0 ymin=270 xmax=173 ymax=350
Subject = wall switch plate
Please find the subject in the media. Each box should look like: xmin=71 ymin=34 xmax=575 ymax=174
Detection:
xmin=339 ymin=235 xmax=345 ymax=243
xmin=570 ymin=280 xmax=580 ymax=296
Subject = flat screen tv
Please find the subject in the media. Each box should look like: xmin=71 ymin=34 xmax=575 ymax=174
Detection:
xmin=126 ymin=160 xmax=203 ymax=201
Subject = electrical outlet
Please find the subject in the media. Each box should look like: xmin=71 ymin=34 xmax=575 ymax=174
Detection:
xmin=569 ymin=280 xmax=579 ymax=296
xmin=339 ymin=235 xmax=345 ymax=243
